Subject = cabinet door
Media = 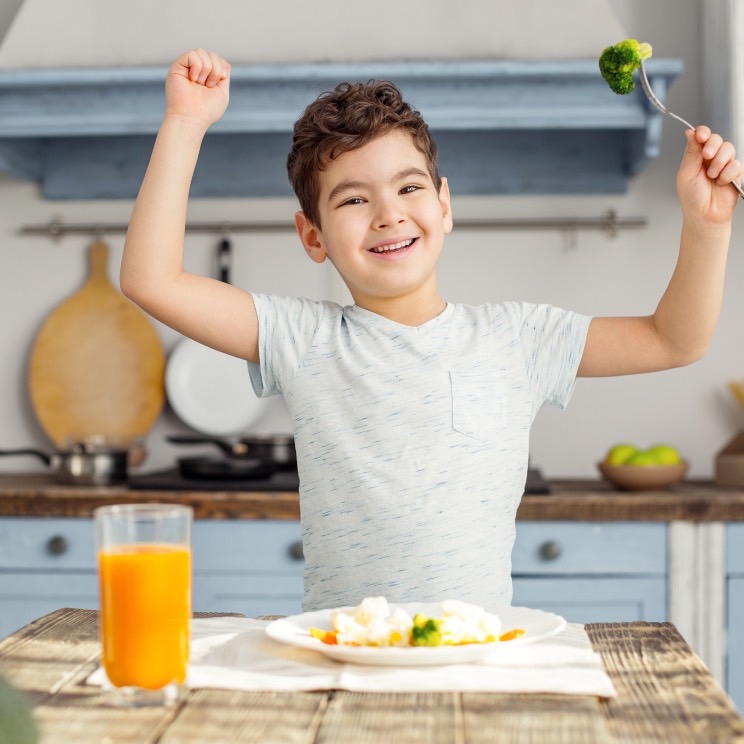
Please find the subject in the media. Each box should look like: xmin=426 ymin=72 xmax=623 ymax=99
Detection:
xmin=728 ymin=578 xmax=744 ymax=712
xmin=512 ymin=576 xmax=667 ymax=624
xmin=0 ymin=572 xmax=98 ymax=638
xmin=727 ymin=524 xmax=744 ymax=712
xmin=193 ymin=574 xmax=304 ymax=618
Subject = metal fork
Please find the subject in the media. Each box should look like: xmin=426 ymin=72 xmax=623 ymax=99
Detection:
xmin=639 ymin=59 xmax=744 ymax=199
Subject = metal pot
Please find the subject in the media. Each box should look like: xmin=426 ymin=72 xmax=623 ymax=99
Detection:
xmin=167 ymin=434 xmax=297 ymax=470
xmin=0 ymin=443 xmax=129 ymax=485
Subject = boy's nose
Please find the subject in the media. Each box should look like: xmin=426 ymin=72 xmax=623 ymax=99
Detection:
xmin=374 ymin=200 xmax=406 ymax=229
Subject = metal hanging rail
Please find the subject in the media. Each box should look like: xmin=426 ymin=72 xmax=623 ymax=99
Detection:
xmin=19 ymin=210 xmax=646 ymax=241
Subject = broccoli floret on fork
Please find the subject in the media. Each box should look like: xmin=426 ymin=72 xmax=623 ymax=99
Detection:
xmin=599 ymin=39 xmax=653 ymax=95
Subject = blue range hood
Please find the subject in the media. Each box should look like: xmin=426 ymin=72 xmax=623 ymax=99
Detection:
xmin=0 ymin=58 xmax=682 ymax=199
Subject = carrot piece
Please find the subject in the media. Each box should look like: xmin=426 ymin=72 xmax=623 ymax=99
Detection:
xmin=499 ymin=628 xmax=526 ymax=642
xmin=309 ymin=627 xmax=338 ymax=645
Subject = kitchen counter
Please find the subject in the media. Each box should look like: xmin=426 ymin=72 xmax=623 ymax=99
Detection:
xmin=1 ymin=473 xmax=744 ymax=521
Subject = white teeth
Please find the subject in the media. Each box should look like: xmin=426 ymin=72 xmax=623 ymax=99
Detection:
xmin=372 ymin=239 xmax=414 ymax=253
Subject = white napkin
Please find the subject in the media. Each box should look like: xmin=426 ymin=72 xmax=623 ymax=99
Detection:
xmin=89 ymin=617 xmax=616 ymax=697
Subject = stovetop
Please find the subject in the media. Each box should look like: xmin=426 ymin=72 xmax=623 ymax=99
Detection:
xmin=128 ymin=467 xmax=300 ymax=492
xmin=128 ymin=467 xmax=550 ymax=494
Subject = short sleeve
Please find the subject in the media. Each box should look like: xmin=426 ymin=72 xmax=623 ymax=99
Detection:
xmin=247 ymin=294 xmax=337 ymax=398
xmin=506 ymin=302 xmax=592 ymax=414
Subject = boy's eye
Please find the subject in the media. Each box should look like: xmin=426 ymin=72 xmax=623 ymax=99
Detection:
xmin=340 ymin=197 xmax=365 ymax=206
xmin=400 ymin=184 xmax=422 ymax=194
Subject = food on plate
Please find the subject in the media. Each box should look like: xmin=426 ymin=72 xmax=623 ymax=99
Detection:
xmin=308 ymin=597 xmax=524 ymax=647
xmin=598 ymin=38 xmax=653 ymax=95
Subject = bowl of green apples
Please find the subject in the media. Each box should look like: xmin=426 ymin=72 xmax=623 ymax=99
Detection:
xmin=598 ymin=443 xmax=688 ymax=491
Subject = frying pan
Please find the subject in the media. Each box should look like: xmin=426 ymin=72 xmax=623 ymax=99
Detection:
xmin=176 ymin=456 xmax=275 ymax=481
xmin=167 ymin=434 xmax=296 ymax=470
xmin=165 ymin=238 xmax=268 ymax=436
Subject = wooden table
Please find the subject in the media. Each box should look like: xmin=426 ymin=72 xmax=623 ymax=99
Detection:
xmin=1 ymin=609 xmax=743 ymax=742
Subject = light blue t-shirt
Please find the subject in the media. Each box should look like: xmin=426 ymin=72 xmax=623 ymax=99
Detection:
xmin=248 ymin=295 xmax=591 ymax=612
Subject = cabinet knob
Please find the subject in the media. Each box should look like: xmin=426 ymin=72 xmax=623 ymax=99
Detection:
xmin=46 ymin=535 xmax=68 ymax=556
xmin=288 ymin=540 xmax=304 ymax=561
xmin=539 ymin=540 xmax=561 ymax=561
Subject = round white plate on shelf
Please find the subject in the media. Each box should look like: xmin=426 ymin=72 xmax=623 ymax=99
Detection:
xmin=265 ymin=603 xmax=566 ymax=666
xmin=165 ymin=338 xmax=268 ymax=436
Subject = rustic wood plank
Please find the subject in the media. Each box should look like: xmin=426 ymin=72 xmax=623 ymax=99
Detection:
xmin=159 ymin=690 xmax=327 ymax=744
xmin=587 ymin=622 xmax=744 ymax=742
xmin=461 ymin=693 xmax=609 ymax=743
xmin=3 ymin=474 xmax=744 ymax=521
xmin=0 ymin=608 xmax=176 ymax=743
xmin=316 ymin=691 xmax=457 ymax=744
xmin=0 ymin=607 xmax=99 ymax=704
xmin=0 ymin=609 xmax=253 ymax=744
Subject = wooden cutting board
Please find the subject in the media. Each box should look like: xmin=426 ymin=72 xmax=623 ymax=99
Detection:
xmin=28 ymin=240 xmax=165 ymax=446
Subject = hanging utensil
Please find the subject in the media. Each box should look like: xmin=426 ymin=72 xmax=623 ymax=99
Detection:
xmin=165 ymin=237 xmax=269 ymax=436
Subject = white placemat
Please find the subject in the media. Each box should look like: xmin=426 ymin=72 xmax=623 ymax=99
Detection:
xmin=87 ymin=617 xmax=616 ymax=697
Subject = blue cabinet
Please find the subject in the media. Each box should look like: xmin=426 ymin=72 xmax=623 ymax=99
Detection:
xmin=727 ymin=524 xmax=744 ymax=712
xmin=512 ymin=522 xmax=667 ymax=623
xmin=0 ymin=517 xmax=304 ymax=638
xmin=0 ymin=518 xmax=669 ymax=638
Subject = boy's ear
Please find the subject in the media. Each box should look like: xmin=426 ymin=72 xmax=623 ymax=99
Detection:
xmin=439 ymin=177 xmax=453 ymax=235
xmin=294 ymin=211 xmax=327 ymax=263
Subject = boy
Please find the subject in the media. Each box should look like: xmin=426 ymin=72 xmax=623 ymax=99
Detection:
xmin=121 ymin=49 xmax=741 ymax=612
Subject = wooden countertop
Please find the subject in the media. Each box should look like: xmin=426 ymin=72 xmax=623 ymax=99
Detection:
xmin=1 ymin=608 xmax=742 ymax=743
xmin=2 ymin=473 xmax=744 ymax=521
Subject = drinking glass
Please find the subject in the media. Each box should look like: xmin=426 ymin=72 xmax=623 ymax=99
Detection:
xmin=95 ymin=503 xmax=192 ymax=706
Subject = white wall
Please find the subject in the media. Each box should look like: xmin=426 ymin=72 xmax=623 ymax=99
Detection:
xmin=2 ymin=0 xmax=743 ymax=479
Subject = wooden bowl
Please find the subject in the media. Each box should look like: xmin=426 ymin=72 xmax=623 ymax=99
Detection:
xmin=597 ymin=460 xmax=689 ymax=491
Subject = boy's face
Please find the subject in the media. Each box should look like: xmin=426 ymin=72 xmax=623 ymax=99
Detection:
xmin=294 ymin=130 xmax=453 ymax=313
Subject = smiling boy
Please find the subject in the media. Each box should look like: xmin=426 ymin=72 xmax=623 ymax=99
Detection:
xmin=122 ymin=50 xmax=740 ymax=612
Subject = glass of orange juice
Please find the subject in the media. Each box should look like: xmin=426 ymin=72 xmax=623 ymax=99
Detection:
xmin=95 ymin=504 xmax=192 ymax=706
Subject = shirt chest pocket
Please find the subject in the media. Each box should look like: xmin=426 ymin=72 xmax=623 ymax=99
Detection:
xmin=449 ymin=367 xmax=507 ymax=442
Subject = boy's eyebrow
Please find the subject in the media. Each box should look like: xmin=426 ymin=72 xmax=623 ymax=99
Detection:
xmin=327 ymin=167 xmax=430 ymax=203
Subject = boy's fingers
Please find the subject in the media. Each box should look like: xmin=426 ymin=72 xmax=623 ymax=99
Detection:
xmin=717 ymin=158 xmax=742 ymax=186
xmin=192 ymin=48 xmax=213 ymax=84
xmin=694 ymin=125 xmax=712 ymax=143
xmin=706 ymin=141 xmax=736 ymax=179
xmin=701 ymin=132 xmax=724 ymax=161
xmin=205 ymin=51 xmax=228 ymax=87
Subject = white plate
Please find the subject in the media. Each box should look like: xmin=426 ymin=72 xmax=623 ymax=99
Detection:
xmin=265 ymin=604 xmax=566 ymax=666
xmin=165 ymin=338 xmax=269 ymax=436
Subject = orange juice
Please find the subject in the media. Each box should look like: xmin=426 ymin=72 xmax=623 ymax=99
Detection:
xmin=98 ymin=543 xmax=191 ymax=690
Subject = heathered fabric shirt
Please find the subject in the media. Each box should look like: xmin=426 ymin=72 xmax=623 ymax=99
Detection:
xmin=247 ymin=294 xmax=591 ymax=612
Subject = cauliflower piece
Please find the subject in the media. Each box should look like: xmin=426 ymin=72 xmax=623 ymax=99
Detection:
xmin=331 ymin=597 xmax=413 ymax=646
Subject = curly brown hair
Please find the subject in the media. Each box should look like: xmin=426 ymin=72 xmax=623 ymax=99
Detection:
xmin=287 ymin=80 xmax=441 ymax=228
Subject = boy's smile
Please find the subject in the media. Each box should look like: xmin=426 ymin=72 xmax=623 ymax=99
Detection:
xmin=294 ymin=130 xmax=453 ymax=325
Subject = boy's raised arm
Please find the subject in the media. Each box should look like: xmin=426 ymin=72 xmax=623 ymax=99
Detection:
xmin=578 ymin=126 xmax=741 ymax=377
xmin=120 ymin=49 xmax=260 ymax=363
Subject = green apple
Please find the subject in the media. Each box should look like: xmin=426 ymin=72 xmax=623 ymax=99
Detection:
xmin=647 ymin=444 xmax=682 ymax=465
xmin=605 ymin=443 xmax=638 ymax=465
xmin=624 ymin=450 xmax=660 ymax=467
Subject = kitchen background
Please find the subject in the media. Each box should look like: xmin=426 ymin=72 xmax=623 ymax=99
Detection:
xmin=0 ymin=0 xmax=742 ymax=479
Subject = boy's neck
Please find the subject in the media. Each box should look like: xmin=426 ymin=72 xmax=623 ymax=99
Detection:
xmin=355 ymin=293 xmax=448 ymax=327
